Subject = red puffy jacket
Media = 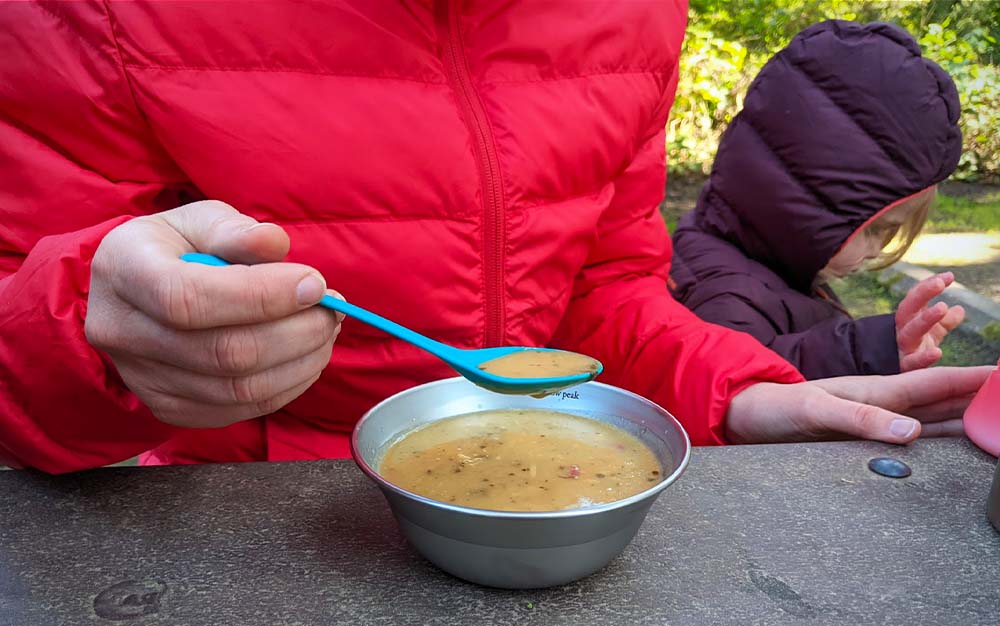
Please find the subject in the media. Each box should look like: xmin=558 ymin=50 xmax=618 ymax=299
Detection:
xmin=0 ymin=1 xmax=801 ymax=473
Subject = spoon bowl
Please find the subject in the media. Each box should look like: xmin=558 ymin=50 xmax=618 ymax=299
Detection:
xmin=181 ymin=253 xmax=603 ymax=396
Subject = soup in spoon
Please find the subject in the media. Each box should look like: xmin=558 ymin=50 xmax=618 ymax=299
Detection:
xmin=477 ymin=349 xmax=601 ymax=379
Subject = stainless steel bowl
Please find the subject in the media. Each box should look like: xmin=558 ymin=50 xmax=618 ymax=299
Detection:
xmin=351 ymin=377 xmax=691 ymax=589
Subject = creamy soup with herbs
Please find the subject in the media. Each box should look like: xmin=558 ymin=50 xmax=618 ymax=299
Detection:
xmin=379 ymin=409 xmax=662 ymax=512
xmin=477 ymin=349 xmax=601 ymax=379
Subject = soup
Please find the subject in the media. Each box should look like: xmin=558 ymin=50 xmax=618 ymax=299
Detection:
xmin=477 ymin=349 xmax=601 ymax=379
xmin=379 ymin=409 xmax=662 ymax=512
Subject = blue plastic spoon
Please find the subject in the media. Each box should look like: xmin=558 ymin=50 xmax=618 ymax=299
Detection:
xmin=181 ymin=253 xmax=603 ymax=396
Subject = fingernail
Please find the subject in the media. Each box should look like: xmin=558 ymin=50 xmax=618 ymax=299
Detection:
xmin=296 ymin=274 xmax=325 ymax=305
xmin=890 ymin=419 xmax=917 ymax=439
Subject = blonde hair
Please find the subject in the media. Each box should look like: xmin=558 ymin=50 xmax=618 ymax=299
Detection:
xmin=866 ymin=188 xmax=935 ymax=270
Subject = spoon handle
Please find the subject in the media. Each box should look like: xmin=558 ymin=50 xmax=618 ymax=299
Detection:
xmin=180 ymin=253 xmax=454 ymax=358
xmin=316 ymin=293 xmax=454 ymax=356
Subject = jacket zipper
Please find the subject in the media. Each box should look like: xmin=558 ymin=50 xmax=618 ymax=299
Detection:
xmin=436 ymin=0 xmax=505 ymax=347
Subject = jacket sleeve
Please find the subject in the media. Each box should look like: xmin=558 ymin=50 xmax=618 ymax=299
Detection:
xmin=695 ymin=294 xmax=901 ymax=379
xmin=0 ymin=2 xmax=190 ymax=473
xmin=550 ymin=125 xmax=804 ymax=446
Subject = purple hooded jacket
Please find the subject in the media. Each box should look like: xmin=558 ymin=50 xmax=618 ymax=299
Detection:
xmin=670 ymin=21 xmax=962 ymax=379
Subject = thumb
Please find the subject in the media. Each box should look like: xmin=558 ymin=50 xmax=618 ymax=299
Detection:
xmin=812 ymin=392 xmax=921 ymax=444
xmin=160 ymin=200 xmax=290 ymax=264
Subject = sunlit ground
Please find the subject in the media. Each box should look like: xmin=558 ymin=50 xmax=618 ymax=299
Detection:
xmin=902 ymin=232 xmax=1000 ymax=304
xmin=903 ymin=232 xmax=1000 ymax=266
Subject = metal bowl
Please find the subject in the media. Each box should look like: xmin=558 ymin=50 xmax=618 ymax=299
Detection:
xmin=351 ymin=377 xmax=691 ymax=589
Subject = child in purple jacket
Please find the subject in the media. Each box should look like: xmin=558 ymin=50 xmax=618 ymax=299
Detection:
xmin=669 ymin=20 xmax=966 ymax=379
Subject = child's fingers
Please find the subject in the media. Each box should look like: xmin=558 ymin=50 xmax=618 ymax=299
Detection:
xmin=930 ymin=305 xmax=966 ymax=344
xmin=897 ymin=301 xmax=948 ymax=353
xmin=895 ymin=273 xmax=953 ymax=328
xmin=940 ymin=304 xmax=965 ymax=331
xmin=900 ymin=347 xmax=943 ymax=372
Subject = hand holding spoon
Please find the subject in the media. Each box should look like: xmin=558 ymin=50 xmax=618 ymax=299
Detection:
xmin=181 ymin=253 xmax=602 ymax=396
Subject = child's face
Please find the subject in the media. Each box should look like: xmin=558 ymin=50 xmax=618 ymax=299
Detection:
xmin=821 ymin=230 xmax=884 ymax=278
xmin=819 ymin=201 xmax=914 ymax=280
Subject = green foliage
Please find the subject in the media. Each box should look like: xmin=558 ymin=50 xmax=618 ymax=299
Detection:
xmin=983 ymin=322 xmax=1000 ymax=344
xmin=668 ymin=24 xmax=752 ymax=174
xmin=669 ymin=1 xmax=1000 ymax=182
xmin=935 ymin=328 xmax=1000 ymax=367
xmin=926 ymin=189 xmax=1000 ymax=233
xmin=919 ymin=23 xmax=1000 ymax=182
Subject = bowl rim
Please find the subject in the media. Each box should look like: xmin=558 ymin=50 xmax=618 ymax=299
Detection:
xmin=350 ymin=376 xmax=692 ymax=520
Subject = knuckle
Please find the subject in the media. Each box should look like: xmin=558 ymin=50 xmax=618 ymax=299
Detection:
xmin=83 ymin=312 xmax=111 ymax=350
xmin=252 ymin=391 xmax=283 ymax=417
xmin=130 ymin=383 xmax=189 ymax=426
xmin=228 ymin=372 xmax=271 ymax=405
xmin=257 ymin=374 xmax=317 ymax=416
xmin=232 ymin=265 xmax=283 ymax=320
xmin=149 ymin=398 xmax=185 ymax=426
xmin=92 ymin=235 xmax=136 ymax=298
xmin=154 ymin=273 xmax=200 ymax=329
xmin=85 ymin=305 xmax=140 ymax=354
xmin=112 ymin=360 xmax=146 ymax=394
xmin=195 ymin=199 xmax=239 ymax=216
xmin=236 ymin=265 xmax=281 ymax=319
xmin=850 ymin=404 xmax=881 ymax=433
xmin=93 ymin=220 xmax=136 ymax=265
xmin=253 ymin=277 xmax=279 ymax=319
xmin=319 ymin=336 xmax=336 ymax=364
xmin=796 ymin=395 xmax=828 ymax=438
xmin=308 ymin=308 xmax=339 ymax=342
xmin=212 ymin=329 xmax=263 ymax=375
xmin=90 ymin=241 xmax=114 ymax=278
xmin=255 ymin=285 xmax=271 ymax=320
xmin=288 ymin=309 xmax=338 ymax=355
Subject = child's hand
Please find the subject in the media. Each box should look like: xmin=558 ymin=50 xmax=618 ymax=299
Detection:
xmin=895 ymin=272 xmax=965 ymax=372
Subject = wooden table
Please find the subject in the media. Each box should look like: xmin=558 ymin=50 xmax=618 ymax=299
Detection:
xmin=2 ymin=438 xmax=998 ymax=625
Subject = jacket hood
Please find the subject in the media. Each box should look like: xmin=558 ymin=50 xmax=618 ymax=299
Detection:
xmin=691 ymin=20 xmax=962 ymax=290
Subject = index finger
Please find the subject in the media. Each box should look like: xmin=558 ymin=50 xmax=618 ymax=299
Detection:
xmin=121 ymin=253 xmax=327 ymax=329
xmin=891 ymin=366 xmax=993 ymax=408
xmin=817 ymin=366 xmax=993 ymax=412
